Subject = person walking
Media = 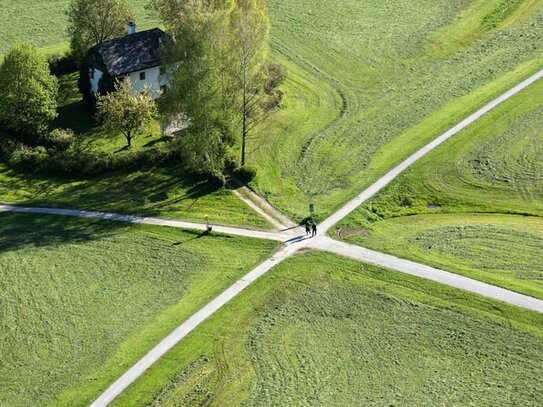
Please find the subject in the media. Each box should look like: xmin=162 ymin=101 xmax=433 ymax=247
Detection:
xmin=311 ymin=222 xmax=317 ymax=237
xmin=305 ymin=220 xmax=312 ymax=235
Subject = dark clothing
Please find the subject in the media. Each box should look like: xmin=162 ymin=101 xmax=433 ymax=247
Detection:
xmin=305 ymin=222 xmax=311 ymax=235
xmin=311 ymin=223 xmax=317 ymax=237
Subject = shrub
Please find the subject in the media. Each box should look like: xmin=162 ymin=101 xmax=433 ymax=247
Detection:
xmin=41 ymin=129 xmax=76 ymax=151
xmin=233 ymin=165 xmax=257 ymax=183
xmin=9 ymin=145 xmax=49 ymax=170
xmin=264 ymin=63 xmax=288 ymax=94
xmin=48 ymin=53 xmax=79 ymax=76
xmin=262 ymin=89 xmax=284 ymax=111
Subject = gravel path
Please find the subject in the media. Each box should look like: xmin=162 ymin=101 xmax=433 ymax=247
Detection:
xmin=0 ymin=204 xmax=290 ymax=242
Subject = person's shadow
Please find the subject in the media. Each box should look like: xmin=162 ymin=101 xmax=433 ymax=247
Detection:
xmin=172 ymin=230 xmax=210 ymax=246
xmin=284 ymin=234 xmax=312 ymax=244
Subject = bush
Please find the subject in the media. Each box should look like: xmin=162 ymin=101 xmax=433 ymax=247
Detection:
xmin=41 ymin=129 xmax=76 ymax=151
xmin=9 ymin=145 xmax=49 ymax=169
xmin=48 ymin=53 xmax=79 ymax=76
xmin=3 ymin=139 xmax=176 ymax=176
xmin=233 ymin=165 xmax=257 ymax=183
xmin=264 ymin=63 xmax=288 ymax=94
xmin=262 ymin=89 xmax=284 ymax=111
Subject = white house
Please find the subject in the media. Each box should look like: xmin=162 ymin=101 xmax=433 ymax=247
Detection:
xmin=84 ymin=23 xmax=169 ymax=99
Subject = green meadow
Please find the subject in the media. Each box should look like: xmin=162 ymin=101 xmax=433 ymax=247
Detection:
xmin=112 ymin=252 xmax=543 ymax=407
xmin=335 ymin=67 xmax=543 ymax=299
xmin=249 ymin=0 xmax=543 ymax=219
xmin=0 ymin=213 xmax=277 ymax=407
xmin=0 ymin=0 xmax=155 ymax=55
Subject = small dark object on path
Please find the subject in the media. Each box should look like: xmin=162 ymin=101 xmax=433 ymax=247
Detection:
xmin=305 ymin=221 xmax=311 ymax=235
xmin=311 ymin=222 xmax=317 ymax=237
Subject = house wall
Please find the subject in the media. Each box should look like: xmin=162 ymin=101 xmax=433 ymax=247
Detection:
xmin=90 ymin=68 xmax=103 ymax=93
xmin=128 ymin=66 xmax=167 ymax=99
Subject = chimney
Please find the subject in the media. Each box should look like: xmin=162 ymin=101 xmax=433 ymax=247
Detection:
xmin=128 ymin=21 xmax=136 ymax=35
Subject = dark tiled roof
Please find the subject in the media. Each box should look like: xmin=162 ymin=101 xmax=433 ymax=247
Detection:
xmin=92 ymin=28 xmax=168 ymax=76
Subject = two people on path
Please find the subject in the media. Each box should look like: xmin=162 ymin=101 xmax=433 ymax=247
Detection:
xmin=305 ymin=220 xmax=318 ymax=237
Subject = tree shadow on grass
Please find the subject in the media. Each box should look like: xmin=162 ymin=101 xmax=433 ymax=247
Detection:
xmin=0 ymin=162 xmax=224 ymax=220
xmin=143 ymin=136 xmax=171 ymax=148
xmin=54 ymin=100 xmax=96 ymax=135
xmin=0 ymin=212 xmax=126 ymax=255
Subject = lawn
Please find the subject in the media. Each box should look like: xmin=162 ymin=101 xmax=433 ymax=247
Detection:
xmin=0 ymin=74 xmax=271 ymax=229
xmin=0 ymin=212 xmax=278 ymax=407
xmin=246 ymin=0 xmax=543 ymax=220
xmin=1 ymin=55 xmax=269 ymax=229
xmin=4 ymin=1 xmax=543 ymax=222
xmin=0 ymin=0 xmax=156 ymax=55
xmin=334 ymin=70 xmax=543 ymax=298
xmin=112 ymin=251 xmax=543 ymax=407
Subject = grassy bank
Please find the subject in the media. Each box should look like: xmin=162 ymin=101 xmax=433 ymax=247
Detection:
xmin=0 ymin=162 xmax=271 ymax=229
xmin=113 ymin=251 xmax=543 ymax=406
xmin=0 ymin=212 xmax=278 ymax=407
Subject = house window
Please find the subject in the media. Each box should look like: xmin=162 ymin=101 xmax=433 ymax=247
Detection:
xmin=139 ymin=71 xmax=146 ymax=81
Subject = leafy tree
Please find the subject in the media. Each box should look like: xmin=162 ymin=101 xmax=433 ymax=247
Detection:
xmin=232 ymin=0 xmax=270 ymax=166
xmin=67 ymin=0 xmax=134 ymax=61
xmin=152 ymin=0 xmax=238 ymax=177
xmin=0 ymin=44 xmax=58 ymax=137
xmin=96 ymin=78 xmax=156 ymax=148
xmin=152 ymin=0 xmax=278 ymax=174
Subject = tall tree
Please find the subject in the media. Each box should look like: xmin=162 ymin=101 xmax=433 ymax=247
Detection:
xmin=0 ymin=44 xmax=58 ymax=137
xmin=96 ymin=78 xmax=156 ymax=148
xmin=151 ymin=0 xmax=278 ymax=173
xmin=151 ymin=0 xmax=238 ymax=177
xmin=232 ymin=0 xmax=270 ymax=167
xmin=67 ymin=0 xmax=134 ymax=61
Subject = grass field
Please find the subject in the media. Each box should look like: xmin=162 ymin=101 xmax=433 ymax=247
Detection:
xmin=4 ymin=1 xmax=543 ymax=222
xmin=0 ymin=212 xmax=277 ymax=407
xmin=0 ymin=0 xmax=156 ymax=55
xmin=246 ymin=0 xmax=543 ymax=220
xmin=112 ymin=252 xmax=543 ymax=406
xmin=0 ymin=74 xmax=269 ymax=228
xmin=334 ymin=70 xmax=543 ymax=298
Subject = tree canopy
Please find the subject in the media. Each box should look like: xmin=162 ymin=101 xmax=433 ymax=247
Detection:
xmin=0 ymin=44 xmax=58 ymax=137
xmin=67 ymin=0 xmax=134 ymax=61
xmin=96 ymin=78 xmax=157 ymax=148
xmin=151 ymin=0 xmax=278 ymax=176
